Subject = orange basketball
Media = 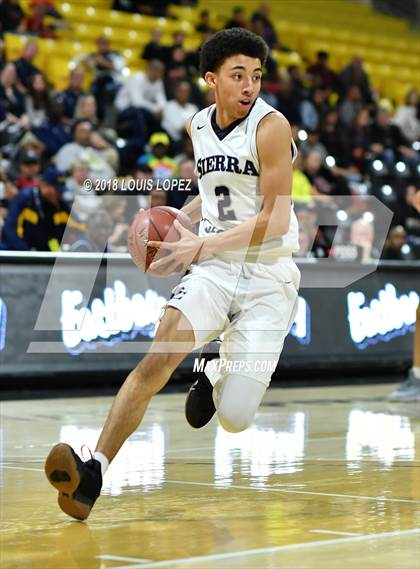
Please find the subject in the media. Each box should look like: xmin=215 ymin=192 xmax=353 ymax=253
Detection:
xmin=128 ymin=206 xmax=194 ymax=272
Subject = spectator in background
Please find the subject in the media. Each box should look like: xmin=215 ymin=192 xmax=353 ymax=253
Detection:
xmin=307 ymin=51 xmax=337 ymax=91
xmin=0 ymin=167 xmax=79 ymax=251
xmin=34 ymin=93 xmax=72 ymax=156
xmin=0 ymin=39 xmax=6 ymax=73
xmin=174 ymin=134 xmax=194 ymax=166
xmin=0 ymin=158 xmax=19 ymax=201
xmin=13 ymin=41 xmax=41 ymax=91
xmin=59 ymin=67 xmax=85 ymax=121
xmin=137 ymin=132 xmax=177 ymax=181
xmin=294 ymin=222 xmax=315 ymax=258
xmin=195 ymin=10 xmax=214 ymax=34
xmin=347 ymin=107 xmax=371 ymax=173
xmin=303 ymin=149 xmax=349 ymax=197
xmin=142 ymin=28 xmax=165 ymax=63
xmin=349 ymin=217 xmax=379 ymax=262
xmin=162 ymin=31 xmax=186 ymax=65
xmin=14 ymin=150 xmax=41 ymax=190
xmin=53 ymin=119 xmax=116 ymax=179
xmin=84 ymin=36 xmax=125 ymax=121
xmin=288 ymin=65 xmax=308 ymax=101
xmin=250 ymin=4 xmax=278 ymax=49
xmin=276 ymin=74 xmax=300 ymax=124
xmin=150 ymin=185 xmax=167 ymax=207
xmin=161 ymin=81 xmax=198 ymax=144
xmin=300 ymin=129 xmax=328 ymax=162
xmin=338 ymin=84 xmax=363 ymax=128
xmin=295 ymin=205 xmax=329 ymax=258
xmin=102 ymin=194 xmax=129 ymax=251
xmin=382 ymin=225 xmax=416 ymax=260
xmin=370 ymin=108 xmax=418 ymax=170
xmin=133 ymin=162 xmax=153 ymax=184
xmin=394 ymin=183 xmax=420 ymax=239
xmin=168 ymin=158 xmax=198 ymax=209
xmin=70 ymin=209 xmax=113 ymax=252
xmin=392 ymin=88 xmax=420 ymax=143
xmin=0 ymin=63 xmax=28 ymax=128
xmin=133 ymin=163 xmax=154 ymax=211
xmin=339 ymin=56 xmax=372 ymax=103
xmin=320 ymin=109 xmax=351 ymax=168
xmin=164 ymin=45 xmax=190 ymax=93
xmin=73 ymin=97 xmax=118 ymax=164
xmin=25 ymin=0 xmax=63 ymax=38
xmin=74 ymin=94 xmax=102 ymax=128
xmin=16 ymin=130 xmax=46 ymax=156
xmin=136 ymin=1 xmax=171 ymax=18
xmin=64 ymin=160 xmax=100 ymax=220
xmin=259 ymin=77 xmax=277 ymax=108
xmin=225 ymin=6 xmax=248 ymax=29
xmin=300 ymin=87 xmax=329 ymax=131
xmin=115 ymin=59 xmax=166 ymax=146
xmin=0 ymin=0 xmax=25 ymax=32
xmin=292 ymin=153 xmax=314 ymax=206
xmin=25 ymin=73 xmax=51 ymax=128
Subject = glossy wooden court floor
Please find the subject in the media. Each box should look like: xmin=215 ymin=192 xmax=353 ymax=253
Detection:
xmin=1 ymin=384 xmax=419 ymax=569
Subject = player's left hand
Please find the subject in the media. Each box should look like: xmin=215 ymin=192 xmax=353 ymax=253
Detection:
xmin=148 ymin=220 xmax=205 ymax=275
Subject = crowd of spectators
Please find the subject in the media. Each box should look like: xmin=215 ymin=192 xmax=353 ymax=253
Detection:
xmin=0 ymin=2 xmax=418 ymax=259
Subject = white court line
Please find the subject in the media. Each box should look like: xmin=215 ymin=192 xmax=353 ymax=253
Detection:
xmin=164 ymin=479 xmax=420 ymax=503
xmin=1 ymin=465 xmax=43 ymax=472
xmin=166 ymin=446 xmax=214 ymax=454
xmin=97 ymin=528 xmax=420 ymax=569
xmin=2 ymin=464 xmax=419 ymax=503
xmin=307 ymin=436 xmax=345 ymax=441
xmin=2 ymin=467 xmax=418 ymax=503
xmin=310 ymin=529 xmax=360 ymax=536
xmin=98 ymin=554 xmax=150 ymax=563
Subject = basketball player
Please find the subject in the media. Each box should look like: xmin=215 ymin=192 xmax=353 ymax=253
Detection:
xmin=44 ymin=28 xmax=300 ymax=520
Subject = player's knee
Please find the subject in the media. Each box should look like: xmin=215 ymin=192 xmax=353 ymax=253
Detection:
xmin=217 ymin=405 xmax=255 ymax=433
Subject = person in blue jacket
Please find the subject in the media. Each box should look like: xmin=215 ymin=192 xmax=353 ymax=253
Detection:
xmin=1 ymin=167 xmax=82 ymax=251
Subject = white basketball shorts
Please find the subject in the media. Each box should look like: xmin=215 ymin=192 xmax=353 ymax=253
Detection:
xmin=166 ymin=256 xmax=300 ymax=387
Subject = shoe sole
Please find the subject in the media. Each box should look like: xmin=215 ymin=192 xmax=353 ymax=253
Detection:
xmin=185 ymin=386 xmax=216 ymax=429
xmin=44 ymin=443 xmax=91 ymax=521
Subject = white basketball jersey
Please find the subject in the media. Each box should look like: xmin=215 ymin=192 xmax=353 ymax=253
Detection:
xmin=190 ymin=97 xmax=299 ymax=262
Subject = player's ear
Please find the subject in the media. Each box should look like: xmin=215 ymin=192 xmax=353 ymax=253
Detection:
xmin=204 ymin=71 xmax=216 ymax=88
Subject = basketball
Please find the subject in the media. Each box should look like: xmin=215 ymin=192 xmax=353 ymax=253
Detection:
xmin=128 ymin=206 xmax=194 ymax=271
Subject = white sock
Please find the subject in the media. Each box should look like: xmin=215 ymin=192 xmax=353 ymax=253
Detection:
xmin=94 ymin=451 xmax=109 ymax=477
xmin=412 ymin=367 xmax=420 ymax=380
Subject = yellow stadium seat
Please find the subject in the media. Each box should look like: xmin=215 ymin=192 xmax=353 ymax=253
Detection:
xmin=3 ymin=33 xmax=27 ymax=61
xmin=184 ymin=35 xmax=202 ymax=51
xmin=272 ymin=50 xmax=303 ymax=69
xmin=46 ymin=57 xmax=74 ymax=89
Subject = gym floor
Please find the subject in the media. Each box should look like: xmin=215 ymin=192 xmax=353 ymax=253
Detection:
xmin=1 ymin=383 xmax=419 ymax=568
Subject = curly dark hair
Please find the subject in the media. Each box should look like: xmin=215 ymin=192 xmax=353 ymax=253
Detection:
xmin=199 ymin=28 xmax=269 ymax=77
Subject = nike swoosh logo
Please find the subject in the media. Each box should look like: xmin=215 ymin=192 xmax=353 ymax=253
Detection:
xmin=197 ymin=124 xmax=206 ymax=130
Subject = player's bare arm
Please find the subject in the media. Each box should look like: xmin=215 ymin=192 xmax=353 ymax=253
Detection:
xmin=180 ymin=193 xmax=202 ymax=225
xmin=149 ymin=113 xmax=293 ymax=272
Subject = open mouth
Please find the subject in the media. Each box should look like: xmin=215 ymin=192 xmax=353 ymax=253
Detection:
xmin=239 ymin=99 xmax=251 ymax=108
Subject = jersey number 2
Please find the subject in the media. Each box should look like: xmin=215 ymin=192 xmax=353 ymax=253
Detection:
xmin=215 ymin=186 xmax=237 ymax=221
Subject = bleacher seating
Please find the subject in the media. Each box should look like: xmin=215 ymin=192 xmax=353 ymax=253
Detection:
xmin=3 ymin=0 xmax=419 ymax=99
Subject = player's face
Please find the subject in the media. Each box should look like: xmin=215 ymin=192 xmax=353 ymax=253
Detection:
xmin=208 ymin=55 xmax=262 ymax=119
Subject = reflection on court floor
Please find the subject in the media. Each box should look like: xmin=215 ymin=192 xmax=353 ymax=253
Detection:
xmin=1 ymin=384 xmax=419 ymax=568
